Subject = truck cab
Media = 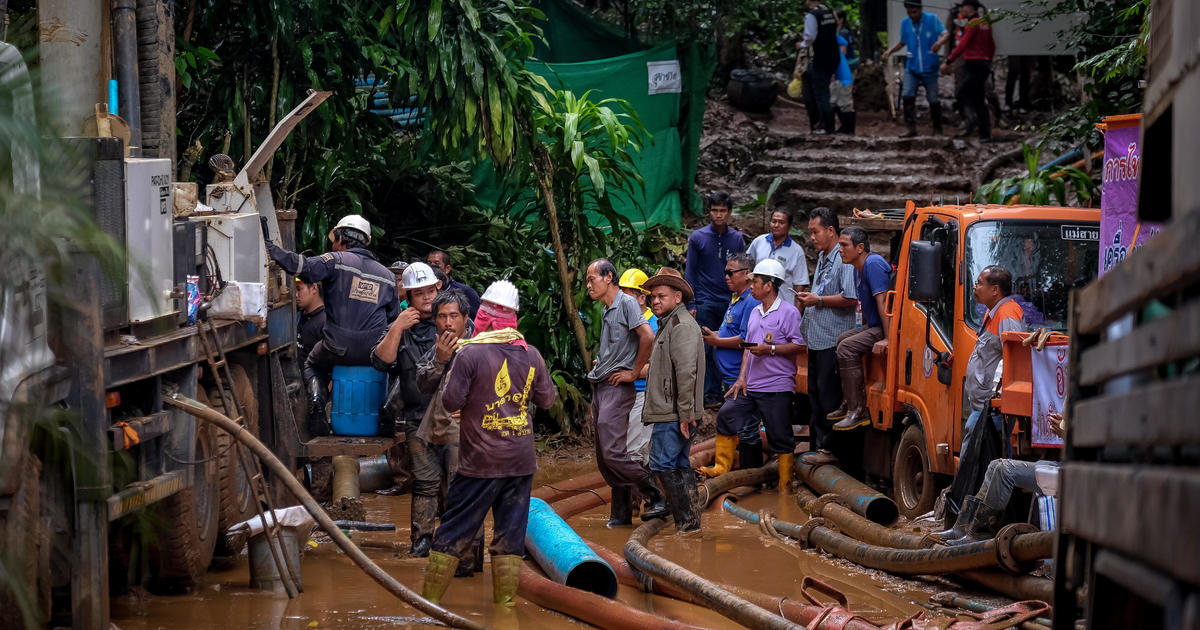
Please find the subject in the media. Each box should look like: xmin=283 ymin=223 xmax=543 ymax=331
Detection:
xmin=827 ymin=202 xmax=1100 ymax=518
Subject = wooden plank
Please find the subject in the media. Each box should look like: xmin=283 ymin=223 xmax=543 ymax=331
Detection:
xmin=1078 ymin=298 xmax=1200 ymax=386
xmin=304 ymin=435 xmax=397 ymax=458
xmin=1074 ymin=208 xmax=1200 ymax=335
xmin=1073 ymin=375 xmax=1200 ymax=447
xmin=1060 ymin=463 xmax=1200 ymax=588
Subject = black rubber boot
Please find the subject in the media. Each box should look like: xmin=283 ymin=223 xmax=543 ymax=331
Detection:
xmin=946 ymin=499 xmax=1004 ymax=545
xmin=636 ymin=475 xmax=670 ymax=521
xmin=901 ymin=97 xmax=918 ymax=137
xmin=837 ymin=111 xmax=856 ymax=135
xmin=307 ymin=376 xmax=329 ymax=437
xmin=737 ymin=440 xmax=763 ymax=470
xmin=410 ymin=494 xmax=438 ymax=558
xmin=930 ymin=102 xmax=944 ymax=136
xmin=659 ymin=469 xmax=701 ymax=534
xmin=930 ymin=495 xmax=979 ymax=543
xmin=607 ymin=485 xmax=633 ymax=528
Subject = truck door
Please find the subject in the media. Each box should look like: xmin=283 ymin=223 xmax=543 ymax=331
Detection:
xmin=896 ymin=215 xmax=959 ymax=475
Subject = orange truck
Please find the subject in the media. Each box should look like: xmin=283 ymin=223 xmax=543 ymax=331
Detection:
xmin=795 ymin=202 xmax=1100 ymax=518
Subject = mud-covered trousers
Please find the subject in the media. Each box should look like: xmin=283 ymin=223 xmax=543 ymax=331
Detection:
xmin=591 ymin=381 xmax=651 ymax=488
xmin=431 ymin=474 xmax=532 ymax=558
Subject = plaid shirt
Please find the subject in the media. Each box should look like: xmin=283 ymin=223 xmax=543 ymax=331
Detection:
xmin=800 ymin=246 xmax=858 ymax=351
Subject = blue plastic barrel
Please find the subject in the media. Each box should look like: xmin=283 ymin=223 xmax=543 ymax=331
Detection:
xmin=330 ymin=366 xmax=387 ymax=436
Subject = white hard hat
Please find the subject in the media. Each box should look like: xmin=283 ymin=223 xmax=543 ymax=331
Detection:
xmin=401 ymin=262 xmax=438 ymax=290
xmin=481 ymin=280 xmax=520 ymax=312
xmin=752 ymin=258 xmax=786 ymax=282
xmin=327 ymin=214 xmax=372 ymax=245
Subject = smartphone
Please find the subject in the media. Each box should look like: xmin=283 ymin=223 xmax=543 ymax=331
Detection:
xmin=738 ymin=342 xmax=756 ymax=349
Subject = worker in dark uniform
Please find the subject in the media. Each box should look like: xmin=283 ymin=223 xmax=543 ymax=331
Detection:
xmin=797 ymin=0 xmax=841 ymax=134
xmin=295 ymin=277 xmax=325 ymax=368
xmin=262 ymin=214 xmax=400 ymax=436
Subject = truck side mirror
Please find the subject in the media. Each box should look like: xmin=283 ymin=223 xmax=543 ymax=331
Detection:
xmin=908 ymin=241 xmax=943 ymax=302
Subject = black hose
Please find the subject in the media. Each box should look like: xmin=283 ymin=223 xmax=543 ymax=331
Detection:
xmin=795 ymin=461 xmax=898 ymax=526
xmin=333 ymin=520 xmax=396 ymax=531
xmin=111 ymin=0 xmax=142 ymax=152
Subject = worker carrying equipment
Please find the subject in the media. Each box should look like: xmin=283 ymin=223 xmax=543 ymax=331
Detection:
xmin=262 ymin=215 xmax=401 ymax=436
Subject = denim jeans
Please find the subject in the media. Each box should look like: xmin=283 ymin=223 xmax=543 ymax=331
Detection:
xmin=648 ymin=421 xmax=694 ymax=472
xmin=976 ymin=459 xmax=1051 ymax=512
xmin=902 ymin=69 xmax=941 ymax=104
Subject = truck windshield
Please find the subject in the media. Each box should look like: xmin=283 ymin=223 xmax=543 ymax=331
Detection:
xmin=964 ymin=220 xmax=1100 ymax=331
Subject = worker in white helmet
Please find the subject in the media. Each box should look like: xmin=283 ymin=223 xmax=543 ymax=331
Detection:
xmin=262 ymin=214 xmax=400 ymax=437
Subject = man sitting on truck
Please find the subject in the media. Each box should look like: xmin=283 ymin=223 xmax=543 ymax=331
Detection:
xmin=262 ymin=214 xmax=401 ymax=436
xmin=828 ymin=226 xmax=892 ymax=431
xmin=945 ymin=265 xmax=1026 ymax=519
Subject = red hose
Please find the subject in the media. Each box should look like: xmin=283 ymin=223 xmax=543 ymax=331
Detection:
xmin=517 ymin=564 xmax=707 ymax=630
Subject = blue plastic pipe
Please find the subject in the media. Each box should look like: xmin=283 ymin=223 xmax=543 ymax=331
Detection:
xmin=108 ymin=80 xmax=118 ymax=115
xmin=525 ymin=497 xmax=619 ymax=598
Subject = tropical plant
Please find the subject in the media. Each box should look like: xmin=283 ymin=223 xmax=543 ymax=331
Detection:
xmin=735 ymin=175 xmax=782 ymax=233
xmin=976 ymin=144 xmax=1097 ymax=206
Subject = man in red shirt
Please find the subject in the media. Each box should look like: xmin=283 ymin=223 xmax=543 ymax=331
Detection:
xmin=942 ymin=0 xmax=995 ymax=141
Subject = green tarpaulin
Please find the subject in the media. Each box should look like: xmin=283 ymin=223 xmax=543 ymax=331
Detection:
xmin=474 ymin=0 xmax=715 ymax=229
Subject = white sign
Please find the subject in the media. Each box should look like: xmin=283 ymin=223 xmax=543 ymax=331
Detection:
xmin=1030 ymin=342 xmax=1068 ymax=448
xmin=647 ymin=60 xmax=682 ymax=95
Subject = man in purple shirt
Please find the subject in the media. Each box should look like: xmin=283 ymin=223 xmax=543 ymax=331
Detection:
xmin=701 ymin=259 xmax=804 ymax=490
xmin=685 ymin=191 xmax=746 ymax=407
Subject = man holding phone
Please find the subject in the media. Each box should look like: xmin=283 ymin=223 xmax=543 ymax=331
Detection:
xmin=700 ymin=253 xmax=762 ymax=470
xmin=699 ymin=259 xmax=804 ymax=491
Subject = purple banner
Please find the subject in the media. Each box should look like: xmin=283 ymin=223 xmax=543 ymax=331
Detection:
xmin=1099 ymin=118 xmax=1159 ymax=276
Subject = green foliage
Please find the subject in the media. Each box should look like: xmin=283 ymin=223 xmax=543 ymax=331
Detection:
xmin=976 ymin=144 xmax=1097 ymax=206
xmin=735 ymin=175 xmax=781 ymax=233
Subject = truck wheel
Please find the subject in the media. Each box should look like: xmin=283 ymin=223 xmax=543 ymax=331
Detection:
xmin=893 ymin=423 xmax=936 ymax=519
xmin=209 ymin=364 xmax=260 ymax=554
xmin=0 ymin=454 xmax=49 ymax=627
xmin=149 ymin=417 xmax=220 ymax=591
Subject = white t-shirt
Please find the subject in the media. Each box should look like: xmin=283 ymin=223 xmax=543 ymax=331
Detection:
xmin=747 ymin=233 xmax=810 ymax=306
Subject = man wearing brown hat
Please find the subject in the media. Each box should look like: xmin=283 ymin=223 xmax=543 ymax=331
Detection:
xmin=641 ymin=268 xmax=704 ymax=534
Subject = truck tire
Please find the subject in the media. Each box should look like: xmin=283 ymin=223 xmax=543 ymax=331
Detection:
xmin=209 ymin=364 xmax=260 ymax=553
xmin=0 ymin=453 xmax=49 ymax=627
xmin=892 ymin=423 xmax=936 ymax=519
xmin=149 ymin=417 xmax=219 ymax=591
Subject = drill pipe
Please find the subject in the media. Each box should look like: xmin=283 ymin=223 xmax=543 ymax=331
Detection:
xmin=795 ymin=461 xmax=899 ymax=526
xmin=722 ymin=499 xmax=1053 ymax=575
xmin=163 ymin=393 xmax=489 ymax=630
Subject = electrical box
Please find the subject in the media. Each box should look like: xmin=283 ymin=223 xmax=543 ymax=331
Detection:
xmin=124 ymin=158 xmax=176 ymax=323
xmin=193 ymin=213 xmax=269 ymax=288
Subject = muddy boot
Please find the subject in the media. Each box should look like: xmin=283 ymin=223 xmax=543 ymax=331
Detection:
xmin=421 ymin=551 xmax=459 ymax=605
xmin=836 ymin=110 xmax=856 ymax=135
xmin=491 ymin=555 xmax=523 ymax=606
xmin=930 ymin=495 xmax=979 ymax=543
xmin=832 ymin=362 xmax=869 ymax=431
xmin=636 ymin=475 xmax=670 ymax=521
xmin=307 ymin=376 xmax=329 ymax=437
xmin=455 ymin=532 xmax=485 ymax=577
xmin=930 ymin=102 xmax=944 ymax=136
xmin=410 ymin=494 xmax=438 ymax=558
xmin=946 ymin=499 xmax=1004 ymax=545
xmin=737 ymin=440 xmax=763 ymax=470
xmin=696 ymin=434 xmax=737 ymax=478
xmin=659 ymin=469 xmax=701 ymax=534
xmin=777 ymin=453 xmax=795 ymax=492
xmin=802 ymin=449 xmax=838 ymax=466
xmin=607 ymin=485 xmax=633 ymax=528
xmin=826 ymin=401 xmax=848 ymax=422
xmin=900 ymin=97 xmax=918 ymax=137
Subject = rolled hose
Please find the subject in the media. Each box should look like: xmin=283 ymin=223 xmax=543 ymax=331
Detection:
xmin=624 ymin=463 xmax=808 ymax=630
xmin=795 ymin=461 xmax=898 ymax=526
xmin=722 ymin=498 xmax=1054 ymax=575
xmin=163 ymin=393 xmax=489 ymax=630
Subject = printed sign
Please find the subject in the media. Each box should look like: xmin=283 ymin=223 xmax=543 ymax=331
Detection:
xmin=1060 ymin=224 xmax=1099 ymax=241
xmin=1099 ymin=114 xmax=1159 ymax=276
xmin=647 ymin=60 xmax=682 ymax=95
xmin=1030 ymin=342 xmax=1068 ymax=448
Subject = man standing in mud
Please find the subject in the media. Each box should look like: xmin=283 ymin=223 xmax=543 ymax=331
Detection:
xmin=586 ymin=258 xmax=669 ymax=527
xmin=420 ymin=290 xmax=556 ymax=606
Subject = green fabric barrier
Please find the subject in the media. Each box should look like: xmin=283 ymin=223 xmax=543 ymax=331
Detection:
xmin=473 ymin=0 xmax=715 ymax=229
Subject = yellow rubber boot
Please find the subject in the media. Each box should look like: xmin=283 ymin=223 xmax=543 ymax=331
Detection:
xmin=491 ymin=554 xmax=523 ymax=606
xmin=421 ymin=550 xmax=459 ymax=605
xmin=696 ymin=434 xmax=737 ymax=478
xmin=777 ymin=453 xmax=795 ymax=492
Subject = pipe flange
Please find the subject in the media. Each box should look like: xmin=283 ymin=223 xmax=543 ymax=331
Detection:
xmin=796 ymin=517 xmax=836 ymax=549
xmin=994 ymin=522 xmax=1039 ymax=574
xmin=811 ymin=493 xmax=847 ymax=516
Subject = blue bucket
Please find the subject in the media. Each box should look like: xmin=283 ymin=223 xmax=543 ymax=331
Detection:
xmin=330 ymin=366 xmax=387 ymax=436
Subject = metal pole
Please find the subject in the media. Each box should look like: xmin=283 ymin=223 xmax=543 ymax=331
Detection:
xmin=110 ymin=0 xmax=142 ymax=154
xmin=37 ymin=0 xmax=104 ymax=136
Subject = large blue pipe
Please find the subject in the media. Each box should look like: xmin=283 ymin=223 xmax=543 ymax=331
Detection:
xmin=525 ymin=497 xmax=618 ymax=598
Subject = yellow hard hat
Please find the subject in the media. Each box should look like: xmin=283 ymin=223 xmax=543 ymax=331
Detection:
xmin=619 ymin=268 xmax=650 ymax=294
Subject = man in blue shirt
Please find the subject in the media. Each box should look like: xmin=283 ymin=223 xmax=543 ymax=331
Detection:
xmin=701 ymin=253 xmax=763 ymax=468
xmin=882 ymin=1 xmax=949 ymax=137
xmin=829 ymin=226 xmax=892 ymax=431
xmin=686 ymin=191 xmax=746 ymax=407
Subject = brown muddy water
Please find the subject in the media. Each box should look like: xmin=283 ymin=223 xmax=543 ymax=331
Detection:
xmin=112 ymin=459 xmax=956 ymax=629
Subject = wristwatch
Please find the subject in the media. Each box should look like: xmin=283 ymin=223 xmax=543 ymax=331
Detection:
xmin=817 ymin=295 xmax=825 ymax=307
xmin=770 ymin=344 xmax=777 ymax=356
